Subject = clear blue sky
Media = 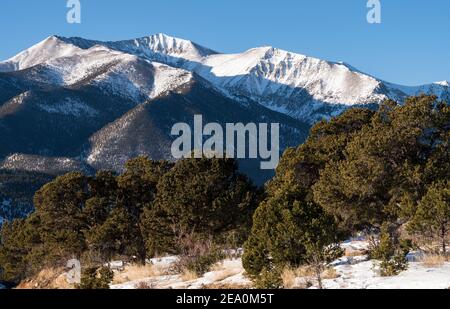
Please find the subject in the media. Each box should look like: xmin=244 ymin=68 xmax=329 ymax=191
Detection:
xmin=1 ymin=0 xmax=449 ymax=85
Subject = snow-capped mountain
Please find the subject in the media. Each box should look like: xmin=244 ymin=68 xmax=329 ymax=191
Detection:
xmin=0 ymin=34 xmax=216 ymax=74
xmin=0 ymin=34 xmax=448 ymax=220
xmin=3 ymin=34 xmax=447 ymax=124
xmin=0 ymin=36 xmax=194 ymax=103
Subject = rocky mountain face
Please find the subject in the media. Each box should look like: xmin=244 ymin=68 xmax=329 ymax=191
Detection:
xmin=0 ymin=33 xmax=448 ymax=220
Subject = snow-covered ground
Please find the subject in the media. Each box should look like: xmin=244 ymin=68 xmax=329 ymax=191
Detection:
xmin=323 ymin=259 xmax=450 ymax=289
xmin=110 ymin=239 xmax=450 ymax=290
xmin=111 ymin=258 xmax=251 ymax=290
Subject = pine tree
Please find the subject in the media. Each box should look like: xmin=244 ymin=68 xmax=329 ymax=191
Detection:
xmin=242 ymin=110 xmax=369 ymax=283
xmin=313 ymin=95 xmax=449 ymax=232
xmin=85 ymin=206 xmax=146 ymax=262
xmin=117 ymin=157 xmax=173 ymax=216
xmin=77 ymin=266 xmax=114 ymax=289
xmin=242 ymin=181 xmax=343 ymax=282
xmin=0 ymin=216 xmax=39 ymax=283
xmin=140 ymin=157 xmax=258 ymax=257
xmin=370 ymin=223 xmax=409 ymax=276
xmin=33 ymin=172 xmax=89 ymax=262
xmin=408 ymin=181 xmax=449 ymax=255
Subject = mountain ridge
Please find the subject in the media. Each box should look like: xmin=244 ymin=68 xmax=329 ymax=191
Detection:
xmin=2 ymin=34 xmax=447 ymax=123
xmin=0 ymin=33 xmax=448 ymax=220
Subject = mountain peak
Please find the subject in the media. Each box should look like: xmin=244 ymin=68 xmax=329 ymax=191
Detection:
xmin=0 ymin=35 xmax=83 ymax=72
xmin=147 ymin=33 xmax=190 ymax=44
xmin=434 ymin=80 xmax=449 ymax=87
xmin=247 ymin=45 xmax=307 ymax=59
xmin=122 ymin=33 xmax=218 ymax=59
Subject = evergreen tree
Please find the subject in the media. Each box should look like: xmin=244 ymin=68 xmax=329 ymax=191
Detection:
xmin=86 ymin=206 xmax=146 ymax=262
xmin=83 ymin=171 xmax=118 ymax=229
xmin=313 ymin=96 xmax=449 ymax=232
xmin=370 ymin=223 xmax=409 ymax=276
xmin=0 ymin=215 xmax=42 ymax=283
xmin=242 ymin=109 xmax=370 ymax=282
xmin=33 ymin=172 xmax=89 ymax=262
xmin=85 ymin=158 xmax=172 ymax=262
xmin=408 ymin=180 xmax=449 ymax=254
xmin=117 ymin=157 xmax=173 ymax=215
xmin=242 ymin=194 xmax=343 ymax=281
xmin=140 ymin=157 xmax=258 ymax=256
xmin=77 ymin=266 xmax=114 ymax=289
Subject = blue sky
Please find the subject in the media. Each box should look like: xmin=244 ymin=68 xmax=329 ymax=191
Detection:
xmin=1 ymin=0 xmax=449 ymax=85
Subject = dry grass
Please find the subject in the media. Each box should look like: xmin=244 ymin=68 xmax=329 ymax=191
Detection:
xmin=209 ymin=262 xmax=241 ymax=281
xmin=345 ymin=249 xmax=367 ymax=257
xmin=17 ymin=268 xmax=73 ymax=289
xmin=134 ymin=281 xmax=156 ymax=289
xmin=281 ymin=265 xmax=320 ymax=289
xmin=202 ymin=282 xmax=251 ymax=289
xmin=211 ymin=262 xmax=226 ymax=272
xmin=112 ymin=264 xmax=162 ymax=284
xmin=213 ymin=268 xmax=241 ymax=282
xmin=181 ymin=269 xmax=199 ymax=282
xmin=280 ymin=265 xmax=339 ymax=289
xmin=322 ymin=267 xmax=340 ymax=280
xmin=295 ymin=265 xmax=316 ymax=278
xmin=420 ymin=254 xmax=447 ymax=268
xmin=281 ymin=266 xmax=297 ymax=289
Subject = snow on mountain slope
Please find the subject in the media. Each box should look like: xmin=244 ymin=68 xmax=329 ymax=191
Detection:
xmin=181 ymin=47 xmax=388 ymax=121
xmin=1 ymin=153 xmax=94 ymax=175
xmin=0 ymin=36 xmax=83 ymax=72
xmin=2 ymin=34 xmax=448 ymax=123
xmin=106 ymin=33 xmax=218 ymax=62
xmin=39 ymin=41 xmax=194 ymax=95
xmin=83 ymin=53 xmax=193 ymax=102
xmin=32 ymin=34 xmax=447 ymax=122
xmin=192 ymin=46 xmax=385 ymax=104
xmin=385 ymin=80 xmax=450 ymax=101
xmin=52 ymin=33 xmax=218 ymax=66
xmin=1 ymin=38 xmax=194 ymax=103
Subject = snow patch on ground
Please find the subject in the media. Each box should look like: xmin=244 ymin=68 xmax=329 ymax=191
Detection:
xmin=111 ymin=258 xmax=251 ymax=290
xmin=110 ymin=239 xmax=450 ymax=290
xmin=323 ymin=259 xmax=450 ymax=289
xmin=38 ymin=97 xmax=98 ymax=117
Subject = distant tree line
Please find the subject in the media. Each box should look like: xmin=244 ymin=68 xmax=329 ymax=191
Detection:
xmin=0 ymin=95 xmax=448 ymax=287
xmin=0 ymin=170 xmax=54 ymax=221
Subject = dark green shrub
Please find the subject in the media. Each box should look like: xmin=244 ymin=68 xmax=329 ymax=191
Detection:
xmin=77 ymin=266 xmax=114 ymax=289
xmin=370 ymin=223 xmax=409 ymax=276
xmin=252 ymin=267 xmax=283 ymax=289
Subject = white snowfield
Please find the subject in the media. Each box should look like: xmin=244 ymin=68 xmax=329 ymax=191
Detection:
xmin=323 ymin=259 xmax=450 ymax=289
xmin=1 ymin=34 xmax=448 ymax=123
xmin=0 ymin=36 xmax=82 ymax=72
xmin=0 ymin=35 xmax=194 ymax=104
xmin=111 ymin=258 xmax=250 ymax=290
xmin=110 ymin=240 xmax=450 ymax=290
